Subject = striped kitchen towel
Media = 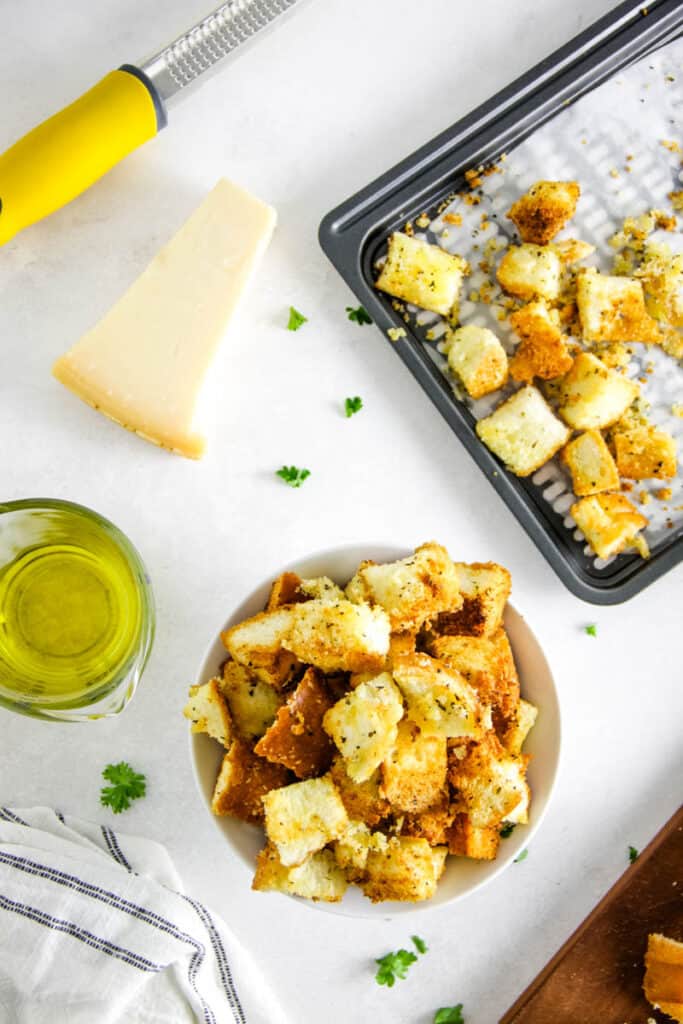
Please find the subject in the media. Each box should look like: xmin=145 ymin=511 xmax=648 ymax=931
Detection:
xmin=0 ymin=807 xmax=288 ymax=1024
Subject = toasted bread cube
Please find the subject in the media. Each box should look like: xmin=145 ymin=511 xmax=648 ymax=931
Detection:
xmin=183 ymin=678 xmax=233 ymax=748
xmin=387 ymin=632 xmax=417 ymax=669
xmin=375 ymin=232 xmax=467 ymax=317
xmin=571 ymin=493 xmax=648 ymax=560
xmin=393 ymin=653 xmax=483 ymax=739
xmin=434 ymin=562 xmax=511 ymax=638
xmin=262 ymin=774 xmax=348 ymax=867
xmin=552 ymin=238 xmax=595 ymax=264
xmin=345 ymin=541 xmax=461 ymax=633
xmin=445 ymin=325 xmax=509 ymax=399
xmin=613 ymin=424 xmax=678 ymax=480
xmin=476 ymin=385 xmax=570 ymax=476
xmin=254 ymin=668 xmax=336 ymax=778
xmin=219 ymin=661 xmax=284 ymax=742
xmin=284 ymin=599 xmax=390 ymax=674
xmin=643 ymin=933 xmax=683 ymax=1022
xmin=211 ymin=739 xmax=290 ymax=822
xmin=252 ymin=844 xmax=347 ymax=902
xmin=447 ymin=813 xmax=500 ymax=860
xmin=380 ymin=720 xmax=447 ymax=814
xmin=362 ymin=836 xmax=447 ymax=903
xmin=426 ymin=629 xmax=520 ymax=731
xmin=496 ymin=244 xmax=562 ymax=301
xmin=507 ymin=181 xmax=580 ymax=244
xmin=323 ymin=673 xmax=404 ymax=783
xmin=577 ymin=269 xmax=661 ymax=343
xmin=448 ymin=733 xmax=529 ymax=829
xmin=561 ymin=429 xmax=620 ymax=496
xmin=222 ymin=607 xmax=299 ymax=689
xmin=329 ymin=755 xmax=390 ymax=826
xmin=556 ymin=352 xmax=639 ymax=430
xmin=401 ymin=795 xmax=456 ymax=846
xmin=637 ymin=246 xmax=683 ymax=327
xmin=297 ymin=576 xmax=345 ymax=602
xmin=508 ymin=300 xmax=573 ymax=382
xmin=333 ymin=820 xmax=388 ymax=881
xmin=502 ymin=699 xmax=538 ymax=756
xmin=266 ymin=572 xmax=306 ymax=610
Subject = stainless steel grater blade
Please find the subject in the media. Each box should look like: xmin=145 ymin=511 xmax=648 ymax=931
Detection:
xmin=140 ymin=0 xmax=303 ymax=105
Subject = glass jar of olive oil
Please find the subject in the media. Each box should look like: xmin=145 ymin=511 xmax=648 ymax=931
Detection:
xmin=0 ymin=499 xmax=154 ymax=721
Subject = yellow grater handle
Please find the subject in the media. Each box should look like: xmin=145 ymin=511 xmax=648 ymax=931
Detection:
xmin=0 ymin=68 xmax=163 ymax=246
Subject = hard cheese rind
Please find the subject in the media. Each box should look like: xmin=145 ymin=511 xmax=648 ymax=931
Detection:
xmin=53 ymin=178 xmax=276 ymax=458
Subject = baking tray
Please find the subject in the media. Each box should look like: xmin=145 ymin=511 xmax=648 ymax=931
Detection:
xmin=319 ymin=0 xmax=683 ymax=605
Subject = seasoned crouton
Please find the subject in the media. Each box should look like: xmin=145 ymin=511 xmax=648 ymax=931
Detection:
xmin=219 ymin=661 xmax=284 ymax=742
xmin=252 ymin=844 xmax=347 ymax=902
xmin=508 ymin=300 xmax=573 ymax=382
xmin=392 ymin=653 xmax=483 ymax=740
xmin=297 ymin=577 xmax=345 ymax=602
xmin=262 ymin=774 xmax=348 ymax=867
xmin=212 ymin=739 xmax=291 ymax=822
xmin=552 ymin=238 xmax=595 ymax=264
xmin=476 ymin=386 xmax=570 ymax=476
xmin=448 ymin=733 xmax=529 ymax=829
xmin=447 ymin=813 xmax=500 ymax=860
xmin=556 ymin=352 xmax=639 ymax=430
xmin=401 ymin=795 xmax=456 ymax=846
xmin=329 ymin=755 xmax=390 ymax=825
xmin=434 ymin=561 xmax=511 ymax=638
xmin=362 ymin=836 xmax=447 ymax=903
xmin=375 ymin=232 xmax=468 ymax=317
xmin=561 ymin=429 xmax=620 ymax=496
xmin=507 ymin=181 xmax=580 ymax=244
xmin=445 ymin=324 xmax=509 ymax=399
xmin=184 ymin=678 xmax=233 ymax=748
xmin=571 ymin=493 xmax=649 ymax=560
xmin=222 ymin=607 xmax=299 ymax=689
xmin=502 ymin=699 xmax=538 ymax=756
xmin=643 ymin=933 xmax=683 ymax=1022
xmin=387 ymin=632 xmax=417 ymax=669
xmin=613 ymin=424 xmax=678 ymax=480
xmin=345 ymin=541 xmax=461 ymax=632
xmin=333 ymin=820 xmax=388 ymax=881
xmin=266 ymin=572 xmax=307 ymax=610
xmin=426 ymin=629 xmax=520 ymax=731
xmin=284 ymin=599 xmax=390 ymax=674
xmin=323 ymin=673 xmax=404 ymax=783
xmin=577 ymin=269 xmax=661 ymax=343
xmin=496 ymin=244 xmax=562 ymax=301
xmin=254 ymin=668 xmax=336 ymax=778
xmin=636 ymin=245 xmax=683 ymax=327
xmin=380 ymin=720 xmax=448 ymax=813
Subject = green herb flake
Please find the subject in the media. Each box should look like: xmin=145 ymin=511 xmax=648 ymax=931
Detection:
xmin=276 ymin=465 xmax=311 ymax=488
xmin=374 ymin=949 xmax=418 ymax=987
xmin=499 ymin=822 xmax=516 ymax=839
xmin=345 ymin=396 xmax=363 ymax=418
xmin=287 ymin=306 xmax=308 ymax=331
xmin=346 ymin=305 xmax=372 ymax=325
xmin=100 ymin=762 xmax=146 ymax=814
xmin=585 ymin=624 xmax=598 ymax=637
xmin=434 ymin=1006 xmax=465 ymax=1024
xmin=411 ymin=935 xmax=428 ymax=955
xmin=514 ymin=849 xmax=529 ymax=863
xmin=629 ymin=845 xmax=639 ymax=864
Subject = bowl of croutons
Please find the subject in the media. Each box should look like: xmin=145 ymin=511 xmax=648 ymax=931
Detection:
xmin=185 ymin=542 xmax=561 ymax=916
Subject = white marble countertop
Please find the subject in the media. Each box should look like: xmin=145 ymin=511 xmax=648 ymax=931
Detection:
xmin=2 ymin=1 xmax=682 ymax=1021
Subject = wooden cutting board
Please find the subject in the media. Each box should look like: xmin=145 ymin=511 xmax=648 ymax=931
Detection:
xmin=501 ymin=805 xmax=683 ymax=1024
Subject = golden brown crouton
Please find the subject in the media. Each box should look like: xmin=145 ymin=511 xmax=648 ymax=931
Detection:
xmin=211 ymin=739 xmax=291 ymax=822
xmin=577 ymin=268 xmax=662 ymax=343
xmin=387 ymin=632 xmax=417 ymax=669
xmin=252 ymin=844 xmax=347 ymax=902
xmin=222 ymin=607 xmax=299 ymax=689
xmin=332 ymin=821 xmax=388 ymax=881
xmin=561 ymin=429 xmax=621 ymax=496
xmin=496 ymin=244 xmax=562 ymax=301
xmin=613 ymin=424 xmax=678 ymax=480
xmin=501 ymin=699 xmax=538 ymax=756
xmin=447 ymin=813 xmax=501 ymax=860
xmin=329 ymin=755 xmax=390 ymax=826
xmin=571 ymin=493 xmax=649 ymax=560
xmin=392 ymin=652 xmax=483 ymax=739
xmin=380 ymin=720 xmax=447 ymax=814
xmin=507 ymin=181 xmax=580 ymax=244
xmin=447 ymin=733 xmax=529 ymax=829
xmin=476 ymin=386 xmax=571 ymax=476
xmin=284 ymin=599 xmax=391 ymax=674
xmin=636 ymin=245 xmax=683 ymax=328
xmin=552 ymin=239 xmax=595 ymax=264
xmin=345 ymin=541 xmax=461 ymax=633
xmin=323 ymin=673 xmax=405 ymax=783
xmin=183 ymin=678 xmax=233 ymax=748
xmin=375 ymin=232 xmax=468 ymax=317
xmin=362 ymin=836 xmax=447 ymax=903
xmin=643 ymin=933 xmax=683 ymax=1022
xmin=401 ymin=794 xmax=456 ymax=846
xmin=433 ymin=561 xmax=511 ymax=638
xmin=508 ymin=300 xmax=574 ymax=382
xmin=262 ymin=774 xmax=349 ymax=867
xmin=219 ymin=661 xmax=284 ymax=743
xmin=254 ymin=668 xmax=336 ymax=778
xmin=556 ymin=352 xmax=639 ymax=431
xmin=445 ymin=324 xmax=509 ymax=399
xmin=266 ymin=572 xmax=307 ymax=610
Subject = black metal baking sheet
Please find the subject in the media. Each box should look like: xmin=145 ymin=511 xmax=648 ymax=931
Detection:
xmin=319 ymin=0 xmax=683 ymax=605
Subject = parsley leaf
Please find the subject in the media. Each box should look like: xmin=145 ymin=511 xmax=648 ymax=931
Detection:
xmin=374 ymin=949 xmax=417 ymax=987
xmin=345 ymin=396 xmax=363 ymax=418
xmin=434 ymin=1006 xmax=465 ymax=1023
xmin=287 ymin=306 xmax=308 ymax=331
xmin=346 ymin=305 xmax=372 ymax=325
xmin=629 ymin=845 xmax=639 ymax=864
xmin=412 ymin=935 xmax=428 ymax=954
xmin=514 ymin=849 xmax=529 ymax=863
xmin=276 ymin=465 xmax=310 ymax=488
xmin=100 ymin=762 xmax=146 ymax=814
xmin=499 ymin=822 xmax=516 ymax=839
xmin=585 ymin=624 xmax=598 ymax=637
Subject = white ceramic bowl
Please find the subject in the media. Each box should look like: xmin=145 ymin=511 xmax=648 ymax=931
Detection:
xmin=190 ymin=544 xmax=561 ymax=917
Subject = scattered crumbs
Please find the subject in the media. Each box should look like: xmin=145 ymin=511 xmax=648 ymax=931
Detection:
xmin=440 ymin=229 xmax=450 ymax=239
xmin=415 ymin=213 xmax=431 ymax=229
xmin=672 ymin=403 xmax=683 ymax=418
xmin=656 ymin=487 xmax=672 ymax=501
xmin=622 ymin=481 xmax=634 ymax=492
xmin=403 ymin=220 xmax=414 ymax=236
xmin=468 ymin=290 xmax=480 ymax=303
xmin=443 ymin=212 xmax=463 ymax=226
xmin=661 ymin=139 xmax=681 ymax=153
xmin=654 ymin=210 xmax=677 ymax=231
xmin=639 ymin=490 xmax=651 ymax=506
xmin=581 ymin=137 xmax=588 ymax=145
xmin=665 ymin=74 xmax=676 ymax=83
xmin=425 ymin=329 xmax=436 ymax=341
xmin=610 ymin=168 xmax=620 ymax=179
xmin=387 ymin=327 xmax=407 ymax=342
xmin=668 ymin=190 xmax=683 ymax=211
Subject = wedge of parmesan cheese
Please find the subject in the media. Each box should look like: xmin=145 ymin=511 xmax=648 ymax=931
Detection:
xmin=53 ymin=178 xmax=276 ymax=458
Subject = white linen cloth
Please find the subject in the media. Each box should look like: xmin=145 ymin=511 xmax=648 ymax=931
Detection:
xmin=0 ymin=807 xmax=288 ymax=1024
